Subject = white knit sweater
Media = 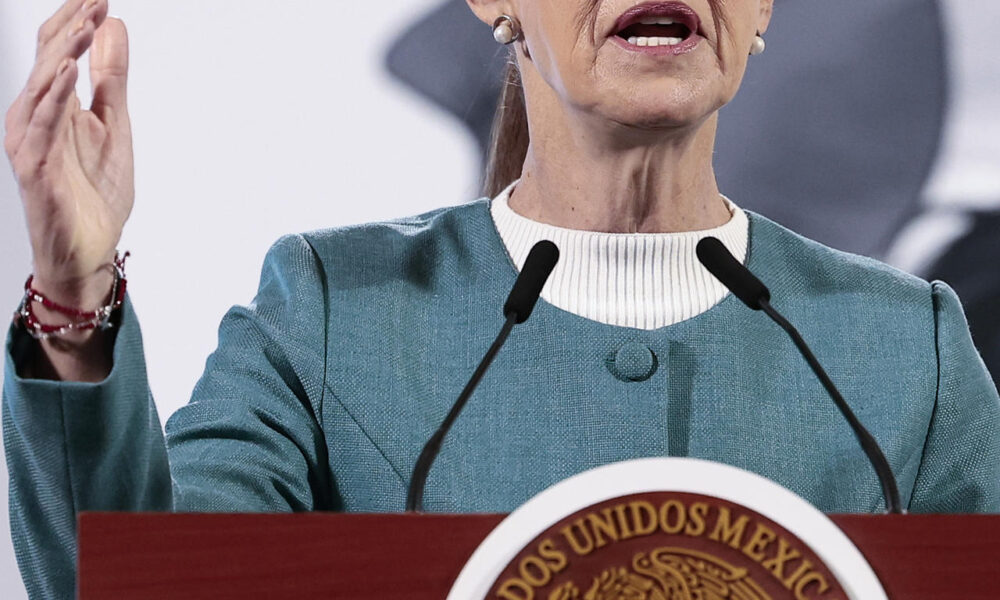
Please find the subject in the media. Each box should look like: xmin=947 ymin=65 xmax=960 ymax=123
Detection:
xmin=490 ymin=181 xmax=749 ymax=330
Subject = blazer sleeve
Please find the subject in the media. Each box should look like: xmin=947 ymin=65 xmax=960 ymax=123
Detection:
xmin=908 ymin=281 xmax=1000 ymax=513
xmin=2 ymin=233 xmax=332 ymax=599
xmin=3 ymin=297 xmax=171 ymax=600
xmin=165 ymin=233 xmax=332 ymax=512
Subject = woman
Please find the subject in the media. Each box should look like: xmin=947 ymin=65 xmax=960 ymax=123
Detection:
xmin=4 ymin=0 xmax=998 ymax=597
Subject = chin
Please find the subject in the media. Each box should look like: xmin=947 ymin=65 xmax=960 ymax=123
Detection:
xmin=595 ymin=77 xmax=725 ymax=129
xmin=599 ymin=88 xmax=718 ymax=133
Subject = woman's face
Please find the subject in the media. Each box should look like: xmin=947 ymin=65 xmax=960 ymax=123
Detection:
xmin=479 ymin=0 xmax=773 ymax=130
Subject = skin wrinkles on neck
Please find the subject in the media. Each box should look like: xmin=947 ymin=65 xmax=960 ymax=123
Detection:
xmin=508 ymin=48 xmax=732 ymax=235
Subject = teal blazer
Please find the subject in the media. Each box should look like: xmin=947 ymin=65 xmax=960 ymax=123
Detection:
xmin=5 ymin=202 xmax=1000 ymax=599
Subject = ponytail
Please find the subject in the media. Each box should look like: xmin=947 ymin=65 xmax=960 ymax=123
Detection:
xmin=483 ymin=54 xmax=529 ymax=198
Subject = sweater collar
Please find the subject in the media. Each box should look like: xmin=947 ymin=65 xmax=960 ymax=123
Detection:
xmin=488 ymin=180 xmax=750 ymax=330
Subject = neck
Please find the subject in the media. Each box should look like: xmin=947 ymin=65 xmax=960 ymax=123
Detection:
xmin=509 ymin=73 xmax=729 ymax=234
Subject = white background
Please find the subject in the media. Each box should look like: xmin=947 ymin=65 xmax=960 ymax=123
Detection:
xmin=0 ymin=1 xmax=478 ymax=596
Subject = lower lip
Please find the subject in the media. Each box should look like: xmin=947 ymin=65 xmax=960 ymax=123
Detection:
xmin=610 ymin=34 xmax=701 ymax=56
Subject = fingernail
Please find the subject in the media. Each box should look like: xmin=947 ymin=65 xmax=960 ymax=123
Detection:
xmin=83 ymin=0 xmax=99 ymax=11
xmin=58 ymin=58 xmax=73 ymax=75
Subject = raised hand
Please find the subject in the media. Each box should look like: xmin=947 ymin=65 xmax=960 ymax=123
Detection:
xmin=4 ymin=0 xmax=134 ymax=380
xmin=4 ymin=0 xmax=134 ymax=310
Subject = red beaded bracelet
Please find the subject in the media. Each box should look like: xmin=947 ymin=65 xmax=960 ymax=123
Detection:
xmin=14 ymin=252 xmax=129 ymax=340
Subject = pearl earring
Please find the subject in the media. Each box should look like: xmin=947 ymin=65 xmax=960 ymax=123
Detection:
xmin=493 ymin=15 xmax=522 ymax=45
xmin=750 ymin=34 xmax=766 ymax=56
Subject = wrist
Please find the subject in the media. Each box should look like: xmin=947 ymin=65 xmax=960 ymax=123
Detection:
xmin=14 ymin=254 xmax=127 ymax=382
xmin=30 ymin=246 xmax=119 ymax=305
xmin=30 ymin=267 xmax=117 ymax=311
xmin=18 ymin=252 xmax=129 ymax=343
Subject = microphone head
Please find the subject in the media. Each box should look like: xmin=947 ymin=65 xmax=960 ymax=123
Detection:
xmin=504 ymin=240 xmax=560 ymax=324
xmin=696 ymin=237 xmax=770 ymax=310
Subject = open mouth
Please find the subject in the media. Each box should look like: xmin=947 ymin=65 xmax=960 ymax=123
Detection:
xmin=612 ymin=2 xmax=701 ymax=49
xmin=616 ymin=20 xmax=693 ymax=47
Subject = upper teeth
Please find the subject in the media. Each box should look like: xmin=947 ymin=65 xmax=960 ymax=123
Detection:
xmin=639 ymin=18 xmax=676 ymax=25
xmin=627 ymin=36 xmax=684 ymax=47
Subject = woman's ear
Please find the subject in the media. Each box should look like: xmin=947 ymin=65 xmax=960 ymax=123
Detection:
xmin=465 ymin=0 xmax=508 ymax=28
xmin=757 ymin=0 xmax=774 ymax=34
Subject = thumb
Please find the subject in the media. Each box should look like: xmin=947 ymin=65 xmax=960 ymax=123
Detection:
xmin=90 ymin=16 xmax=129 ymax=121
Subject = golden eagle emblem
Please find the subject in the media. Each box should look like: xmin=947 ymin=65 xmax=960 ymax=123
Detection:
xmin=548 ymin=547 xmax=772 ymax=600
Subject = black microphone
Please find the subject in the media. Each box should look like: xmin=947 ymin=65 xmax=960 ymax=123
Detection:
xmin=504 ymin=240 xmax=560 ymax=323
xmin=406 ymin=240 xmax=560 ymax=512
xmin=696 ymin=237 xmax=903 ymax=514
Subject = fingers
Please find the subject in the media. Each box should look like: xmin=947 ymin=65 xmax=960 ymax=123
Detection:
xmin=36 ymin=0 xmax=87 ymax=50
xmin=35 ymin=0 xmax=108 ymax=70
xmin=90 ymin=17 xmax=129 ymax=122
xmin=11 ymin=58 xmax=79 ymax=181
xmin=6 ymin=0 xmax=108 ymax=153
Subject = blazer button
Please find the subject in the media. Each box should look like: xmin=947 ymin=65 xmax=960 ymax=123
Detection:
xmin=608 ymin=342 xmax=658 ymax=382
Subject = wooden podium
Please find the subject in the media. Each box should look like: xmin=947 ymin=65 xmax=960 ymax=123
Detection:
xmin=77 ymin=512 xmax=1000 ymax=599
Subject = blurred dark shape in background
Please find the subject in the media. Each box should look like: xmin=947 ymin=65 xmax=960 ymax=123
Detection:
xmin=926 ymin=211 xmax=1000 ymax=377
xmin=386 ymin=0 xmax=999 ymax=385
xmin=386 ymin=0 xmax=507 ymax=158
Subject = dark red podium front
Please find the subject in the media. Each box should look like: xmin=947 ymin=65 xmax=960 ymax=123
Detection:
xmin=78 ymin=513 xmax=1000 ymax=599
